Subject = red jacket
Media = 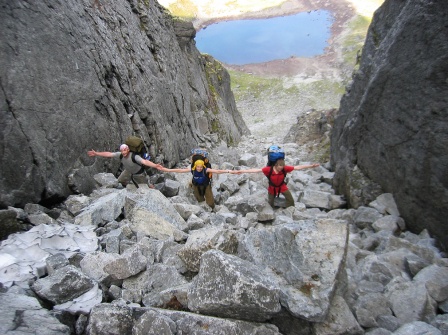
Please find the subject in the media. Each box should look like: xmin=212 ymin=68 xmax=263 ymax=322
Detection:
xmin=262 ymin=165 xmax=294 ymax=195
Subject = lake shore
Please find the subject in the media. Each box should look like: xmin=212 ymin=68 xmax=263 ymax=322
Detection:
xmin=192 ymin=0 xmax=357 ymax=77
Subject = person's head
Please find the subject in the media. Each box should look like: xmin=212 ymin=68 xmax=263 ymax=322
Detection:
xmin=120 ymin=144 xmax=130 ymax=157
xmin=274 ymin=159 xmax=285 ymax=170
xmin=192 ymin=159 xmax=205 ymax=172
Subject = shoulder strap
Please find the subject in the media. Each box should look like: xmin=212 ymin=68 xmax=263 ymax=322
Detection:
xmin=267 ymin=166 xmax=274 ymax=180
xmin=266 ymin=166 xmax=287 ymax=197
xmin=131 ymin=152 xmax=142 ymax=165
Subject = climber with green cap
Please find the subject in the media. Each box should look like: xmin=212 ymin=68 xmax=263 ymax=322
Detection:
xmin=159 ymin=158 xmax=230 ymax=209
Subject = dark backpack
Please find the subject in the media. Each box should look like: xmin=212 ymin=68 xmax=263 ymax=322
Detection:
xmin=266 ymin=145 xmax=287 ymax=197
xmin=190 ymin=148 xmax=212 ymax=185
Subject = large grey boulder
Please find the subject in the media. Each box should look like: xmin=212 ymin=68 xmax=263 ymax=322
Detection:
xmin=188 ymin=250 xmax=281 ymax=322
xmin=88 ymin=304 xmax=282 ymax=335
xmin=330 ymin=0 xmax=448 ymax=250
xmin=240 ymin=219 xmax=349 ymax=322
xmin=0 ymin=0 xmax=248 ymax=208
xmin=0 ymin=293 xmax=71 ymax=335
xmin=124 ymin=188 xmax=188 ymax=241
xmin=176 ymin=226 xmax=239 ymax=272
xmin=74 ymin=189 xmax=127 ymax=226
xmin=88 ymin=303 xmax=134 ymax=335
xmin=314 ymin=295 xmax=364 ymax=335
xmin=31 ymin=265 xmax=96 ymax=304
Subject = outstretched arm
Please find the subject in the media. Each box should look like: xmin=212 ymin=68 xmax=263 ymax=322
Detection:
xmin=87 ymin=150 xmax=114 ymax=158
xmin=231 ymin=168 xmax=263 ymax=174
xmin=293 ymin=163 xmax=320 ymax=171
xmin=141 ymin=159 xmax=163 ymax=170
xmin=207 ymin=168 xmax=232 ymax=174
xmin=159 ymin=167 xmax=191 ymax=173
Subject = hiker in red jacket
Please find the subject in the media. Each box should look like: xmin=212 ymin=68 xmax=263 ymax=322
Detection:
xmin=233 ymin=159 xmax=319 ymax=208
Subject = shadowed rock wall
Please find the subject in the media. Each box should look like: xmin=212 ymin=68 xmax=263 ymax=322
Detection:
xmin=330 ymin=0 xmax=448 ymax=250
xmin=0 ymin=0 xmax=249 ymax=208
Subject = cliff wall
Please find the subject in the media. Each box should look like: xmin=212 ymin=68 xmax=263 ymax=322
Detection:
xmin=330 ymin=0 xmax=448 ymax=250
xmin=0 ymin=0 xmax=249 ymax=208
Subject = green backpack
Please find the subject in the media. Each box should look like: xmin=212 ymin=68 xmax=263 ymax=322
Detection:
xmin=125 ymin=136 xmax=148 ymax=160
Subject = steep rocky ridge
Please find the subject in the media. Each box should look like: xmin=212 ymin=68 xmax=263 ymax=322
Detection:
xmin=330 ymin=0 xmax=448 ymax=250
xmin=0 ymin=0 xmax=248 ymax=209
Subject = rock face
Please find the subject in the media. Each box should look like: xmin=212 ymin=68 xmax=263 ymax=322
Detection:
xmin=330 ymin=0 xmax=448 ymax=251
xmin=0 ymin=0 xmax=249 ymax=209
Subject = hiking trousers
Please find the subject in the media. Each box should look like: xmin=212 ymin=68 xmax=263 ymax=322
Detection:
xmin=192 ymin=184 xmax=215 ymax=209
xmin=118 ymin=169 xmax=134 ymax=186
xmin=118 ymin=169 xmax=145 ymax=187
xmin=268 ymin=190 xmax=294 ymax=208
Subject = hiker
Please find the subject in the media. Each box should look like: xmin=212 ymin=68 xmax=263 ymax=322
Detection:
xmin=159 ymin=160 xmax=231 ymax=209
xmin=87 ymin=144 xmax=163 ymax=187
xmin=233 ymin=159 xmax=320 ymax=208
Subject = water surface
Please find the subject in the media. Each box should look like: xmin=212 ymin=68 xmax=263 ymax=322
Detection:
xmin=195 ymin=10 xmax=333 ymax=65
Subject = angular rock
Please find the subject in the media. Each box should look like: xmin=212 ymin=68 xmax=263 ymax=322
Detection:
xmin=27 ymin=212 xmax=57 ymax=225
xmin=238 ymin=153 xmax=257 ymax=167
xmin=88 ymin=303 xmax=134 ymax=335
xmin=372 ymin=215 xmax=404 ymax=234
xmin=133 ymin=309 xmax=177 ymax=335
xmin=159 ymin=283 xmax=190 ymax=310
xmin=314 ymin=295 xmax=364 ymax=335
xmin=330 ymin=0 xmax=448 ymax=250
xmin=93 ymin=172 xmax=120 ymax=188
xmin=0 ymin=293 xmax=71 ymax=335
xmin=353 ymin=206 xmax=383 ymax=230
xmin=54 ymin=283 xmax=103 ymax=314
xmin=219 ymin=178 xmax=241 ymax=195
xmin=74 ymin=190 xmax=127 ymax=226
xmin=240 ymin=219 xmax=349 ymax=322
xmin=353 ymin=293 xmax=393 ymax=328
xmin=32 ymin=265 xmax=95 ymax=304
xmin=188 ymin=250 xmax=281 ymax=322
xmin=46 ymin=253 xmax=69 ymax=275
xmin=161 ymin=179 xmax=180 ymax=197
xmin=80 ymin=251 xmax=122 ymax=285
xmin=298 ymin=189 xmax=332 ymax=209
xmin=392 ymin=321 xmax=442 ymax=335
xmin=63 ymin=195 xmax=92 ymax=217
xmin=413 ymin=265 xmax=448 ymax=302
xmin=177 ymin=227 xmax=239 ymax=272
xmin=386 ymin=281 xmax=437 ymax=324
xmin=103 ymin=246 xmax=148 ymax=280
xmin=225 ymin=192 xmax=267 ymax=215
xmin=125 ymin=188 xmax=188 ymax=241
xmin=369 ymin=193 xmax=400 ymax=216
xmin=257 ymin=204 xmax=275 ymax=222
xmin=172 ymin=203 xmax=203 ymax=221
xmin=141 ymin=264 xmax=189 ymax=307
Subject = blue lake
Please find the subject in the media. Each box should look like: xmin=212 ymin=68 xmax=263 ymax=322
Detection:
xmin=195 ymin=10 xmax=333 ymax=65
